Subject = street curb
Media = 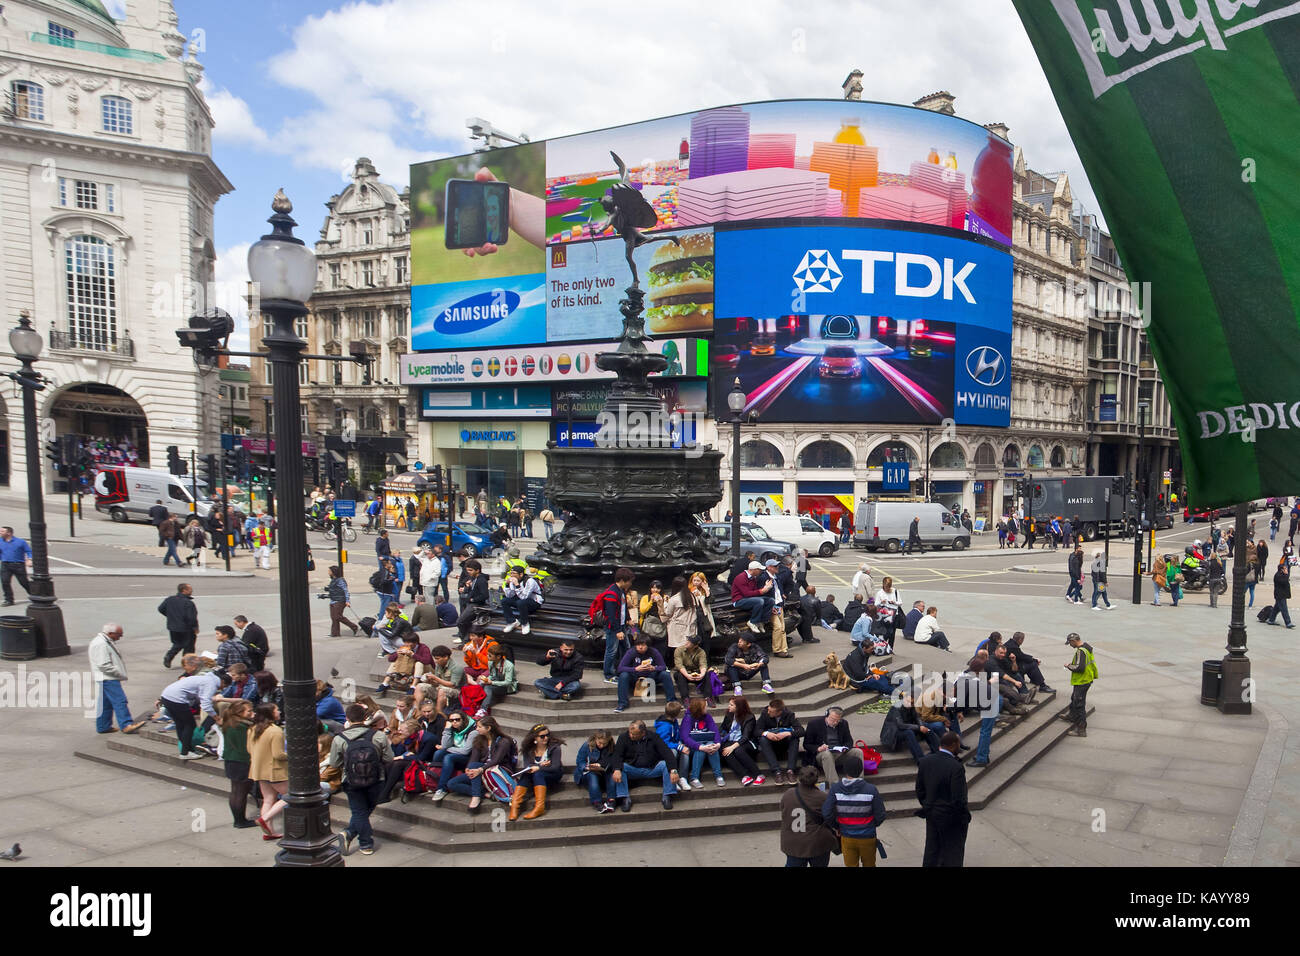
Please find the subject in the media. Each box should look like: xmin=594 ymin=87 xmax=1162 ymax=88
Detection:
xmin=51 ymin=568 xmax=257 ymax=578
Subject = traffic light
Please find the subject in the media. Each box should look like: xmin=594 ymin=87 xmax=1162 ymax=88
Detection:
xmin=201 ymin=454 xmax=218 ymax=494
xmin=167 ymin=445 xmax=185 ymax=476
xmin=45 ymin=439 xmax=64 ymax=476
xmin=223 ymin=448 xmax=239 ymax=481
xmin=235 ymin=446 xmax=250 ymax=481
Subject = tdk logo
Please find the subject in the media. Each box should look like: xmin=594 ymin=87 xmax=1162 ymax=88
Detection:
xmin=795 ymin=249 xmax=977 ymax=303
xmin=433 ymin=290 xmax=519 ymax=334
xmin=965 ymin=346 xmax=1006 ymax=387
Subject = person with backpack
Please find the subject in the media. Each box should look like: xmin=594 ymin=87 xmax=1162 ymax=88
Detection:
xmin=781 ymin=765 xmax=841 ymax=867
xmin=1062 ymin=632 xmax=1098 ymax=738
xmin=823 ymin=749 xmax=886 ymax=867
xmin=327 ymin=702 xmax=394 ymax=855
xmin=594 ymin=568 xmax=635 ymax=684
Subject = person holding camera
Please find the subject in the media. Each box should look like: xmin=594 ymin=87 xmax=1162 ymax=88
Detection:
xmin=534 ymin=639 xmax=585 ymax=701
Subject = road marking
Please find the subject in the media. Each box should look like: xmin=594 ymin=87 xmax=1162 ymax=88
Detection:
xmin=48 ymin=554 xmax=94 ymax=569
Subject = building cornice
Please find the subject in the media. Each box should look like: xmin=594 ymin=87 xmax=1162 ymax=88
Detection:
xmin=0 ymin=124 xmax=233 ymax=196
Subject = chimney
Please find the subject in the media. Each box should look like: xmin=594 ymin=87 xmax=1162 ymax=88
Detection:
xmin=912 ymin=91 xmax=956 ymax=115
xmin=984 ymin=121 xmax=1011 ymax=141
xmin=842 ymin=70 xmax=864 ymax=101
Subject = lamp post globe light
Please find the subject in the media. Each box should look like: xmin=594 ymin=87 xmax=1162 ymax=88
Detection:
xmin=247 ymin=191 xmax=342 ymax=867
xmin=727 ymin=378 xmax=747 ymax=558
xmin=7 ymin=312 xmax=70 ymax=658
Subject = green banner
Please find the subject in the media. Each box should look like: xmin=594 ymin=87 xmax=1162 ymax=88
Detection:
xmin=1012 ymin=0 xmax=1300 ymax=508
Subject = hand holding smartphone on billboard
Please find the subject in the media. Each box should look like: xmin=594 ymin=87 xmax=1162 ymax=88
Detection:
xmin=447 ymin=167 xmax=545 ymax=256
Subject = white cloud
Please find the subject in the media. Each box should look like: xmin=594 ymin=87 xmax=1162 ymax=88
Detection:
xmin=245 ymin=0 xmax=1099 ymax=219
xmin=213 ymin=242 xmax=252 ymax=352
xmin=200 ymin=78 xmax=272 ymax=149
xmin=104 ymin=0 xmax=126 ymax=18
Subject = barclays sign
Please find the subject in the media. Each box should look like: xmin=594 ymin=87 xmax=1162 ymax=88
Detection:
xmin=460 ymin=429 xmax=517 ymax=444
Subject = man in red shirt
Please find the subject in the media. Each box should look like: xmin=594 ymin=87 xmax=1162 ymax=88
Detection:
xmin=730 ymin=561 xmax=774 ymax=635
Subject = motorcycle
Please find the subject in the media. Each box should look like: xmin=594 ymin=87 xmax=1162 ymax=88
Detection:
xmin=1178 ymin=558 xmax=1225 ymax=594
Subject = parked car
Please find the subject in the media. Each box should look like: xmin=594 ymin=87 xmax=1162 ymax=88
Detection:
xmin=417 ymin=520 xmax=494 ymax=557
xmin=748 ymin=513 xmax=839 ymax=556
xmin=852 ymin=501 xmax=970 ymax=552
xmin=699 ymin=522 xmax=798 ymax=562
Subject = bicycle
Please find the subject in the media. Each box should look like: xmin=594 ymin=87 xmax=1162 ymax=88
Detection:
xmin=322 ymin=518 xmax=357 ymax=543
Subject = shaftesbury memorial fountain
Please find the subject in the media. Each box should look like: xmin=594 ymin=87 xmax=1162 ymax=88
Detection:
xmin=520 ymin=152 xmax=736 ymax=647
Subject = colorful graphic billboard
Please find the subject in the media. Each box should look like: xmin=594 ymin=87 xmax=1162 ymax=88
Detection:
xmin=400 ymin=339 xmax=708 ymax=387
xmin=713 ymin=223 xmax=1011 ymax=426
xmin=411 ymin=99 xmax=1012 ymax=428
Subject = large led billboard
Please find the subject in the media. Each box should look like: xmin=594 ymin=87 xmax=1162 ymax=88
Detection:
xmin=410 ymin=99 xmax=1012 ymax=425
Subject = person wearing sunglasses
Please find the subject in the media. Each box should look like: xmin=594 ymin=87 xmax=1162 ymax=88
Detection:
xmin=512 ymin=724 xmax=565 ymax=821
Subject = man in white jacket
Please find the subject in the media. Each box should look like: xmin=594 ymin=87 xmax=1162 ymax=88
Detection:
xmin=89 ymin=623 xmax=145 ymax=734
xmin=851 ymin=564 xmax=874 ymax=602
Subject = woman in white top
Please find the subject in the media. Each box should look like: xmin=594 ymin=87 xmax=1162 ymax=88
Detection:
xmin=874 ymin=576 xmax=903 ymax=650
xmin=663 ymin=575 xmax=698 ymax=665
xmin=851 ymin=563 xmax=874 ymax=601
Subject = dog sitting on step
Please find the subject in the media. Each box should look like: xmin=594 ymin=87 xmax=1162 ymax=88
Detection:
xmin=632 ymin=677 xmax=655 ymax=701
xmin=822 ymin=652 xmax=849 ymax=690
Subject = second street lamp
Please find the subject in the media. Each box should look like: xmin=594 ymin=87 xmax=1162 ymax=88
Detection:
xmin=6 ymin=313 xmax=70 ymax=658
xmin=727 ymin=378 xmax=747 ymax=558
xmin=247 ymin=190 xmax=342 ymax=867
xmin=1132 ymin=400 xmax=1149 ymax=605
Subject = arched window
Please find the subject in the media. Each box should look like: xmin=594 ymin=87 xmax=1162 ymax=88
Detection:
xmin=101 ymin=95 xmax=132 ymax=135
xmin=11 ymin=81 xmax=44 ymax=120
xmin=1027 ymin=444 xmax=1045 ymax=467
xmin=1051 ymin=445 xmax=1066 ymax=468
xmin=65 ymin=235 xmax=117 ymax=349
xmin=798 ymin=440 xmax=853 ymax=469
xmin=929 ymin=442 xmax=966 ymax=470
xmin=866 ymin=442 xmax=916 ymax=468
xmin=1002 ymin=444 xmax=1021 ymax=469
xmin=364 ymin=408 xmax=381 ymax=431
xmin=974 ymin=442 xmax=997 ymax=467
xmin=740 ymin=440 xmax=784 ymax=468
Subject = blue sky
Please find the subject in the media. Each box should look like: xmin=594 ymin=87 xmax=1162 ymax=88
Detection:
xmin=110 ymin=1 xmax=1104 ymax=345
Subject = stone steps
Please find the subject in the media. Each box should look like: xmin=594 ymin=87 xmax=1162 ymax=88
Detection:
xmin=74 ymin=692 xmax=1086 ymax=854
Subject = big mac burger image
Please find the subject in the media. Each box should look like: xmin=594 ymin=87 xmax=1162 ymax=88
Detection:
xmin=646 ymin=230 xmax=714 ymax=334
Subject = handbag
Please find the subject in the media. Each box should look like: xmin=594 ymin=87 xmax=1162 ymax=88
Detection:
xmin=793 ymin=785 xmax=842 ymax=856
xmin=855 ymin=741 xmax=882 ymax=774
xmin=640 ymin=606 xmax=668 ymax=641
xmin=695 ymin=600 xmax=714 ymax=640
xmin=703 ymin=669 xmax=726 ymax=699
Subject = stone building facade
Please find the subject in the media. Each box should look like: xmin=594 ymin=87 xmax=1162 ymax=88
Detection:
xmin=0 ymin=0 xmax=231 ymax=489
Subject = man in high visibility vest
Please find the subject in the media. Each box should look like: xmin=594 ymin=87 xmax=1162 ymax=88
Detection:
xmin=251 ymin=517 xmax=272 ymax=571
xmin=1061 ymin=632 xmax=1097 ymax=738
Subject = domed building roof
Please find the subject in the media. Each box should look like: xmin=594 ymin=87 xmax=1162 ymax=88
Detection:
xmin=68 ymin=0 xmax=117 ymax=25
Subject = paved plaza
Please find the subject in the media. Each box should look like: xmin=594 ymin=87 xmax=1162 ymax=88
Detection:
xmin=0 ymin=494 xmax=1290 ymax=867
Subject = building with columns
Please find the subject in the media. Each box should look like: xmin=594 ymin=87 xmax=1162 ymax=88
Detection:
xmin=0 ymin=0 xmax=231 ymax=490
xmin=248 ymin=158 xmax=414 ymax=490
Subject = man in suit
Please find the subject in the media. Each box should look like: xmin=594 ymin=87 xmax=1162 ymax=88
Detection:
xmin=802 ymin=706 xmax=854 ymax=783
xmin=916 ymin=731 xmax=970 ymax=867
xmin=233 ymin=615 xmax=269 ymax=672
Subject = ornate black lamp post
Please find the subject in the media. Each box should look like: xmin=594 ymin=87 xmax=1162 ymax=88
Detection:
xmin=247 ymin=192 xmax=342 ymax=866
xmin=7 ymin=313 xmax=70 ymax=657
xmin=1131 ymin=400 xmax=1149 ymax=604
xmin=726 ymin=378 xmax=746 ymax=558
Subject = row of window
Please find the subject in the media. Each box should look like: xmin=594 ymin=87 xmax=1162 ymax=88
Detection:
xmin=58 ymin=177 xmax=116 ymax=213
xmin=9 ymin=80 xmax=133 ymax=133
xmin=270 ymin=404 xmax=407 ymax=434
xmin=327 ymin=257 xmax=406 ymax=289
xmin=739 ymin=439 xmax=1070 ymax=471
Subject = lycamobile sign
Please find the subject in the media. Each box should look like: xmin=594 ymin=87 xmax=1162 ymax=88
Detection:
xmin=1014 ymin=0 xmax=1300 ymax=507
xmin=406 ymin=358 xmax=467 ymax=381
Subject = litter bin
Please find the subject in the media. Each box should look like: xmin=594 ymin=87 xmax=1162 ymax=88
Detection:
xmin=0 ymin=615 xmax=37 ymax=661
xmin=1200 ymin=658 xmax=1223 ymax=706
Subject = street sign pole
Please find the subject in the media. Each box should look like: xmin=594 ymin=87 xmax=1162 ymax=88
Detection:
xmin=219 ymin=449 xmax=231 ymax=573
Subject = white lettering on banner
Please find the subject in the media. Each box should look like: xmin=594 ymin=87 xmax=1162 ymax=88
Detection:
xmin=956 ymin=392 xmax=1010 ymax=410
xmin=1199 ymin=400 xmax=1300 ymax=438
xmin=1051 ymin=0 xmax=1300 ymax=99
xmin=825 ymin=249 xmax=979 ymax=302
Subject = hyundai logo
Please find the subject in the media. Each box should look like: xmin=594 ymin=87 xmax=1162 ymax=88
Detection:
xmin=965 ymin=346 xmax=1006 ymax=387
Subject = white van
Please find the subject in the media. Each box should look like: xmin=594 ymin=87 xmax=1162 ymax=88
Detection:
xmin=749 ymin=514 xmax=840 ymax=556
xmin=852 ymin=501 xmax=969 ymax=552
xmin=93 ymin=466 xmax=212 ymax=523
